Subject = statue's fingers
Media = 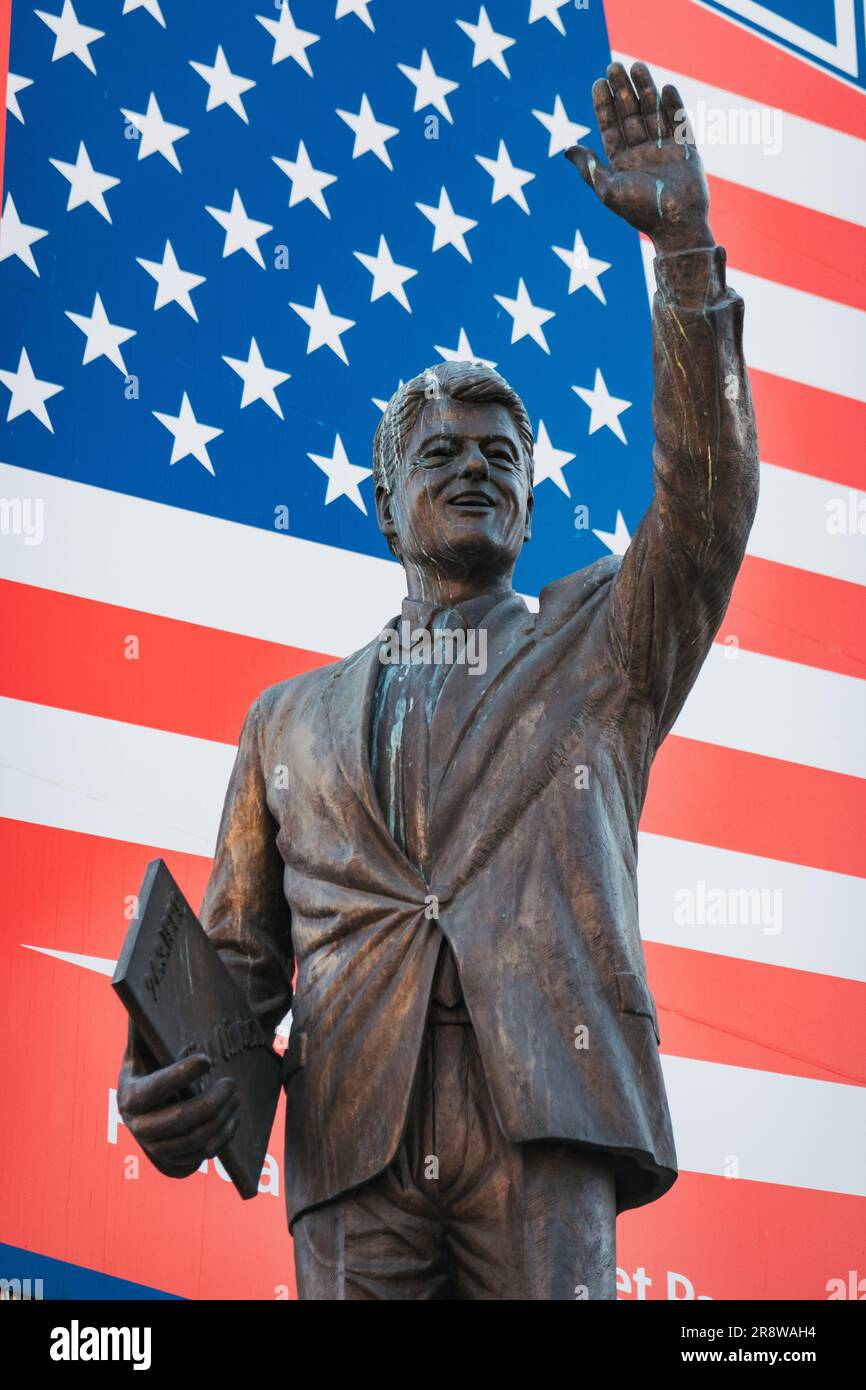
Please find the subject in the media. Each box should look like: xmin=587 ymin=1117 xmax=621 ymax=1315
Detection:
xmin=147 ymin=1106 xmax=241 ymax=1166
xmin=121 ymin=1052 xmax=213 ymax=1116
xmin=564 ymin=145 xmax=613 ymax=203
xmin=133 ymin=1080 xmax=239 ymax=1146
xmin=606 ymin=61 xmax=647 ymax=146
xmin=662 ymin=83 xmax=694 ymax=145
xmin=631 ymin=61 xmax=670 ymax=142
xmin=591 ymin=77 xmax=625 ymax=161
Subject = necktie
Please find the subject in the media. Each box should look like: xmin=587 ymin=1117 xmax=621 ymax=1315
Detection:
xmin=374 ymin=605 xmax=466 ymax=1008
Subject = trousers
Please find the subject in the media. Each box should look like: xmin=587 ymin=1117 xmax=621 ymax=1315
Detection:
xmin=292 ymin=1019 xmax=617 ymax=1300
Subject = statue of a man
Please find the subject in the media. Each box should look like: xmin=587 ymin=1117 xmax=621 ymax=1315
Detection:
xmin=118 ymin=62 xmax=758 ymax=1300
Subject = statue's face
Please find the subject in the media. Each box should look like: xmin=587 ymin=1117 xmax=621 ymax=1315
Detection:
xmin=375 ymin=396 xmax=533 ymax=578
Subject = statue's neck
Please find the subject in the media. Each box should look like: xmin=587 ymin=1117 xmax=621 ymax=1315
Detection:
xmin=401 ymin=568 xmax=515 ymax=608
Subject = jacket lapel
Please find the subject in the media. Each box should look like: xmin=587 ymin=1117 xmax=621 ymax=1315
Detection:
xmin=321 ymin=624 xmax=427 ymax=892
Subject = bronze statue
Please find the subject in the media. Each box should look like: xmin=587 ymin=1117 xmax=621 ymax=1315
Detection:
xmin=118 ymin=62 xmax=759 ymax=1300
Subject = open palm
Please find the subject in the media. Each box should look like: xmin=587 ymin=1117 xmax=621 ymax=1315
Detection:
xmin=567 ymin=62 xmax=712 ymax=254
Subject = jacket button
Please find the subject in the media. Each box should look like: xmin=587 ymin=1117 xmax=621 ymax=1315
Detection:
xmin=429 ymin=882 xmax=453 ymax=905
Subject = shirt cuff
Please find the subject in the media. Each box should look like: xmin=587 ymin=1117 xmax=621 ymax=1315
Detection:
xmin=653 ymin=244 xmax=727 ymax=307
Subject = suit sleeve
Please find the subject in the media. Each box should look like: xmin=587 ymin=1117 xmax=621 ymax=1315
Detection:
xmin=198 ymin=695 xmax=294 ymax=1038
xmin=607 ymin=243 xmax=760 ymax=746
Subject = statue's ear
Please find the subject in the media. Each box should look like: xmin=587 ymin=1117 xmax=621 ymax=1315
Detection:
xmin=523 ymin=486 xmax=534 ymax=543
xmin=375 ymin=483 xmax=400 ymax=557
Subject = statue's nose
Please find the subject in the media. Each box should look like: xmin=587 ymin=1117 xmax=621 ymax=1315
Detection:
xmin=459 ymin=448 xmax=490 ymax=478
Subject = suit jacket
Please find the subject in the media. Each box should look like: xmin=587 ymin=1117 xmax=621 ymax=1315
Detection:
xmin=199 ymin=244 xmax=760 ymax=1228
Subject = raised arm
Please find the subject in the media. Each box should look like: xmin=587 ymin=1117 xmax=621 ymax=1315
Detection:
xmin=567 ymin=62 xmax=760 ymax=744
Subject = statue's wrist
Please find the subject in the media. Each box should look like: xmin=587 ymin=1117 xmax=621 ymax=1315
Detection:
xmin=652 ymin=221 xmax=715 ymax=256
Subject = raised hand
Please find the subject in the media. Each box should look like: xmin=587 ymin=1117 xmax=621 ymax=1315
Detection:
xmin=566 ymin=61 xmax=714 ymax=255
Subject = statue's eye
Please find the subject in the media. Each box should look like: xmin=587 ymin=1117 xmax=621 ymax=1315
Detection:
xmin=421 ymin=443 xmax=456 ymax=464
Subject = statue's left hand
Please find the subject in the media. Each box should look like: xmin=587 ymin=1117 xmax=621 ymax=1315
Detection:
xmin=566 ymin=61 xmax=713 ymax=255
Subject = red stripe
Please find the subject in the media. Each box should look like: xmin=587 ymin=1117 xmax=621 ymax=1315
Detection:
xmin=645 ymin=942 xmax=866 ymax=1087
xmin=0 ymin=579 xmax=333 ymax=745
xmin=605 ymin=0 xmax=866 ymax=143
xmin=721 ymin=556 xmax=866 ymax=680
xmin=644 ymin=737 xmax=866 ymax=879
xmin=749 ymin=368 xmax=866 ymax=491
xmin=706 ymin=174 xmax=866 ymax=312
xmin=3 ymin=815 xmax=865 ymax=1084
xmin=6 ymin=566 xmax=865 ymax=736
xmin=5 ymin=580 xmax=863 ymax=876
xmin=618 ymin=1170 xmax=866 ymax=1300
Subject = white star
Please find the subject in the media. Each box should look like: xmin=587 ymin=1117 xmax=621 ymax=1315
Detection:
xmin=120 ymin=93 xmax=189 ymax=172
xmin=415 ymin=186 xmax=477 ymax=262
xmin=35 ymin=1 xmax=104 ymax=74
xmin=222 ymin=337 xmax=290 ymax=418
xmin=532 ymin=94 xmax=590 ymax=157
xmin=552 ymin=229 xmax=611 ymax=303
xmin=256 ymin=4 xmax=319 ymax=75
xmin=336 ymin=0 xmax=374 ymax=30
xmin=65 ymin=292 xmax=136 ymax=373
xmin=456 ymin=6 xmax=515 ymax=77
xmin=494 ymin=278 xmax=555 ymax=353
xmin=336 ymin=94 xmax=399 ymax=170
xmin=354 ymin=235 xmax=417 ymax=313
xmin=0 ymin=194 xmax=48 ymax=276
xmin=136 ymin=240 xmax=206 ymax=321
xmin=153 ymin=393 xmax=223 ymax=475
xmin=532 ymin=420 xmax=575 ymax=495
xmin=0 ymin=347 xmax=63 ymax=432
xmin=122 ymin=0 xmax=165 ymax=24
xmin=397 ymin=49 xmax=459 ymax=124
xmin=7 ymin=73 xmax=34 ymax=124
xmin=434 ymin=329 xmax=496 ymax=369
xmin=205 ymin=190 xmax=272 ymax=267
xmin=190 ymin=46 xmax=256 ymax=123
xmin=475 ymin=140 xmax=534 ymax=213
xmin=290 ymin=285 xmax=355 ymax=363
xmin=528 ymin=0 xmax=570 ymax=34
xmin=272 ymin=141 xmax=337 ymax=219
xmin=572 ymin=369 xmax=631 ymax=443
xmin=593 ymin=510 xmax=632 ymax=556
xmin=49 ymin=141 xmax=120 ymax=223
xmin=308 ymin=434 xmax=371 ymax=513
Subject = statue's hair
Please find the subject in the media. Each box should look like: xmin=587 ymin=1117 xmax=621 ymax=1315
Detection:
xmin=372 ymin=361 xmax=535 ymax=497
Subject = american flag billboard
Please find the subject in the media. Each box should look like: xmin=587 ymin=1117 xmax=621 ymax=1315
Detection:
xmin=0 ymin=0 xmax=864 ymax=1300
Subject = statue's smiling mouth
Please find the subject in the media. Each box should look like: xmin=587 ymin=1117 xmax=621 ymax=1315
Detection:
xmin=448 ymin=490 xmax=496 ymax=509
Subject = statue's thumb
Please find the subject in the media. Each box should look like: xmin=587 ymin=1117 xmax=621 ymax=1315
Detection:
xmin=565 ymin=145 xmax=611 ymax=201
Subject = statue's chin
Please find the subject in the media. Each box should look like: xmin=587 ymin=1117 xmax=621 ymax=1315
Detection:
xmin=403 ymin=533 xmax=518 ymax=582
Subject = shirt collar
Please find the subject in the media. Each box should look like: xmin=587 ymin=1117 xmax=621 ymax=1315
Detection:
xmin=400 ymin=589 xmax=515 ymax=631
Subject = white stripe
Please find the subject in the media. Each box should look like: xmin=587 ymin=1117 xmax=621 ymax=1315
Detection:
xmin=640 ymin=239 xmax=866 ymax=404
xmin=0 ymin=463 xmax=406 ymax=657
xmin=663 ymin=1055 xmax=866 ymax=1196
xmin=0 ymin=459 xmax=859 ymax=660
xmin=748 ymin=462 xmax=866 ymax=587
xmin=3 ymin=698 xmax=864 ymax=984
xmin=638 ymin=833 xmax=866 ymax=983
xmin=613 ymin=50 xmax=866 ymax=228
xmin=0 ymin=696 xmax=234 ymax=859
xmin=671 ymin=642 xmax=866 ymax=779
